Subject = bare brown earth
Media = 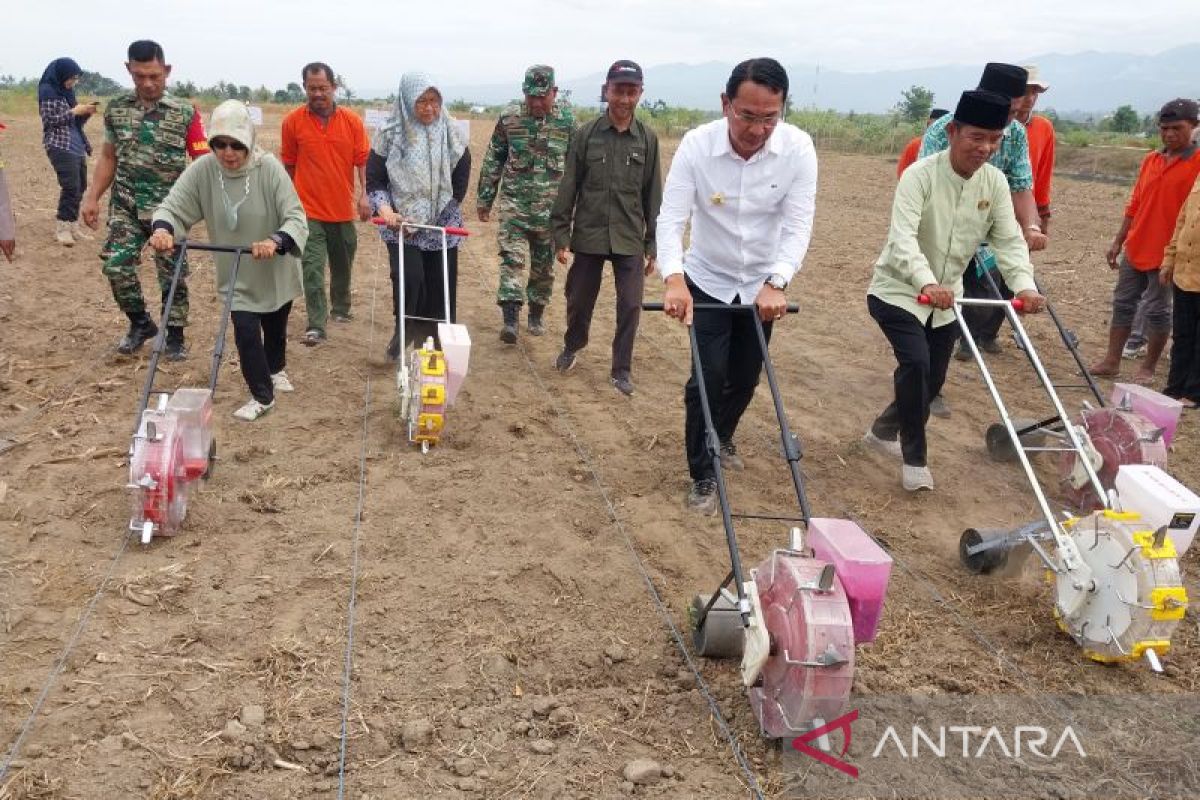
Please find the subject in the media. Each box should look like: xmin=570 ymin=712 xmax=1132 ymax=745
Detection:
xmin=0 ymin=107 xmax=1197 ymax=800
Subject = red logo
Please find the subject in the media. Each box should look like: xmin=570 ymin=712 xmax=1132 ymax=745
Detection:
xmin=790 ymin=709 xmax=859 ymax=778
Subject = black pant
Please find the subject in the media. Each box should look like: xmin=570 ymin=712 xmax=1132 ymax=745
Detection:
xmin=388 ymin=242 xmax=458 ymax=347
xmin=1166 ymin=285 xmax=1200 ymax=403
xmin=684 ymin=281 xmax=774 ymax=481
xmin=232 ymin=302 xmax=291 ymax=405
xmin=868 ymin=295 xmax=960 ymax=467
xmin=47 ymin=148 xmax=87 ymax=221
xmin=960 ymin=261 xmax=1012 ymax=343
xmin=562 ymin=252 xmax=645 ymax=378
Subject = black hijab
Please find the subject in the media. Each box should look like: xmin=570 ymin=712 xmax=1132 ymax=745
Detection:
xmin=38 ymin=58 xmax=82 ymax=106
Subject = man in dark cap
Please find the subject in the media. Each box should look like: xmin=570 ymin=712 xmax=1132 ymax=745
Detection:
xmin=921 ymin=63 xmax=1046 ymax=362
xmin=864 ymin=89 xmax=1045 ymax=492
xmin=477 ymin=65 xmax=575 ymax=343
xmin=1089 ymin=98 xmax=1200 ymax=384
xmin=551 ymin=60 xmax=662 ymax=396
xmin=897 ymin=107 xmax=949 ymax=177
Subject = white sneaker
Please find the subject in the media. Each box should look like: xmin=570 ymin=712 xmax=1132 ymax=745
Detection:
xmin=54 ymin=220 xmax=74 ymax=246
xmin=271 ymin=371 xmax=294 ymax=392
xmin=1121 ymin=342 xmax=1147 ymax=360
xmin=70 ymin=221 xmax=94 ymax=241
xmin=902 ymin=464 xmax=934 ymax=492
xmin=863 ymin=431 xmax=902 ymax=459
xmin=233 ymin=398 xmax=275 ymax=421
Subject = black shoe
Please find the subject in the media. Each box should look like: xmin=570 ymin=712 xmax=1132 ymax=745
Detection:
xmin=500 ymin=302 xmax=520 ymax=344
xmin=386 ymin=328 xmax=400 ymax=362
xmin=686 ymin=478 xmax=718 ymax=516
xmin=528 ymin=303 xmax=546 ymax=336
xmin=117 ymin=313 xmax=158 ymax=355
xmin=954 ymin=341 xmax=972 ymax=361
xmin=979 ymin=338 xmax=1003 ymax=355
xmin=719 ymin=440 xmax=745 ymax=471
xmin=164 ymin=326 xmax=187 ymax=362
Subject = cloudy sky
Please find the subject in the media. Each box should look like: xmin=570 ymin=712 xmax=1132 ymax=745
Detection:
xmin=4 ymin=0 xmax=1197 ymax=96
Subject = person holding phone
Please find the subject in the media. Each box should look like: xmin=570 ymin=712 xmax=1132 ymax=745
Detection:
xmin=38 ymin=57 xmax=97 ymax=246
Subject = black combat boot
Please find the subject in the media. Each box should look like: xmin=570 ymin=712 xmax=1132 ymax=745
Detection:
xmin=527 ymin=303 xmax=546 ymax=336
xmin=117 ymin=311 xmax=158 ymax=355
xmin=164 ymin=326 xmax=187 ymax=361
xmin=500 ymin=302 xmax=520 ymax=344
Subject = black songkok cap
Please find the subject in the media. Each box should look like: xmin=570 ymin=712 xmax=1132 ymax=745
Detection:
xmin=954 ymin=89 xmax=1011 ymax=130
xmin=978 ymin=63 xmax=1027 ymax=99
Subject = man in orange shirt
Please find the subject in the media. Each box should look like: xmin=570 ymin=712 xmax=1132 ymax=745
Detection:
xmin=1090 ymin=98 xmax=1200 ymax=383
xmin=281 ymin=62 xmax=370 ymax=346
xmin=1017 ymin=65 xmax=1054 ymax=232
xmin=896 ymin=107 xmax=948 ymax=177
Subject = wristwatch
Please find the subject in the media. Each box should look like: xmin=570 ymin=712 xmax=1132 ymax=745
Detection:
xmin=766 ymin=274 xmax=788 ymax=291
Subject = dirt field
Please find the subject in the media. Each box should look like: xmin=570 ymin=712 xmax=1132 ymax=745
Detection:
xmin=0 ymin=107 xmax=1197 ymax=800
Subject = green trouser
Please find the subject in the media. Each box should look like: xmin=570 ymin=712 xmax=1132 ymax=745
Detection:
xmin=100 ymin=207 xmax=189 ymax=326
xmin=301 ymin=219 xmax=358 ymax=332
xmin=496 ymin=215 xmax=555 ymax=307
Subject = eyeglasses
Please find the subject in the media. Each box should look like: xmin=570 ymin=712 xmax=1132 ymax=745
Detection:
xmin=730 ymin=107 xmax=781 ymax=128
xmin=210 ymin=138 xmax=247 ymax=152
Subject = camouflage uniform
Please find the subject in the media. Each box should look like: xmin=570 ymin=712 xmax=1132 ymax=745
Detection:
xmin=100 ymin=93 xmax=196 ymax=326
xmin=477 ymin=66 xmax=574 ymax=307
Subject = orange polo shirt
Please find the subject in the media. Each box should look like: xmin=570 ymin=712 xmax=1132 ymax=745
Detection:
xmin=1023 ymin=114 xmax=1055 ymax=211
xmin=280 ymin=105 xmax=370 ymax=223
xmin=1123 ymin=145 xmax=1200 ymax=271
xmin=896 ymin=136 xmax=921 ymax=177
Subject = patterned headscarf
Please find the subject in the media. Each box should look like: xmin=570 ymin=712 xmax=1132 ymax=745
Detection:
xmin=373 ymin=72 xmax=466 ymax=226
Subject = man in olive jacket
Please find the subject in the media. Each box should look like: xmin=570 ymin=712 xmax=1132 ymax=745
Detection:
xmin=550 ymin=59 xmax=662 ymax=397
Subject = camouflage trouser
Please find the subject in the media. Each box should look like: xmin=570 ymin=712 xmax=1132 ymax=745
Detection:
xmin=100 ymin=209 xmax=189 ymax=326
xmin=496 ymin=216 xmax=554 ymax=307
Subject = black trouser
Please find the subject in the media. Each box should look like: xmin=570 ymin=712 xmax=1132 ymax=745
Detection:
xmin=868 ymin=295 xmax=960 ymax=467
xmin=562 ymin=251 xmax=645 ymax=378
xmin=1166 ymin=285 xmax=1200 ymax=403
xmin=388 ymin=242 xmax=458 ymax=347
xmin=684 ymin=281 xmax=774 ymax=481
xmin=232 ymin=301 xmax=291 ymax=405
xmin=960 ymin=260 xmax=1012 ymax=343
xmin=47 ymin=148 xmax=87 ymax=222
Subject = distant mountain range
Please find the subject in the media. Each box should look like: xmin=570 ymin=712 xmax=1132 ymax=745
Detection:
xmin=407 ymin=45 xmax=1198 ymax=118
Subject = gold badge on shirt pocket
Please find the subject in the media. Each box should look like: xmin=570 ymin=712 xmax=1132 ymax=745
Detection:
xmin=977 ymin=199 xmax=991 ymax=210
xmin=710 ymin=192 xmax=725 ymax=206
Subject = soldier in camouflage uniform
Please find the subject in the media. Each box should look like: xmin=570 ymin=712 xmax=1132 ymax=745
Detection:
xmin=81 ymin=40 xmax=206 ymax=358
xmin=476 ymin=65 xmax=574 ymax=343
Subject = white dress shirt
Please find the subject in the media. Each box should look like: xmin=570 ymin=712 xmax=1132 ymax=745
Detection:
xmin=656 ymin=118 xmax=818 ymax=303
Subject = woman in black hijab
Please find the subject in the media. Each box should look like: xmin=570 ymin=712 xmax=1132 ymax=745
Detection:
xmin=38 ymin=57 xmax=98 ymax=245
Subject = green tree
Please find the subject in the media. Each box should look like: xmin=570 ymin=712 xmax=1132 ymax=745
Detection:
xmin=897 ymin=85 xmax=935 ymax=123
xmin=1110 ymin=105 xmax=1140 ymax=134
xmin=76 ymin=71 xmax=123 ymax=96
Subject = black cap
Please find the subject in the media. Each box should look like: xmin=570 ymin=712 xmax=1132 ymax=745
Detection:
xmin=977 ymin=63 xmax=1027 ymax=99
xmin=929 ymin=107 xmax=950 ymax=120
xmin=605 ymin=59 xmax=643 ymax=85
xmin=954 ymin=90 xmax=1011 ymax=131
xmin=1159 ymin=98 xmax=1199 ymax=124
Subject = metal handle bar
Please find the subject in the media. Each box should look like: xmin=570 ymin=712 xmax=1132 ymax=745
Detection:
xmin=643 ymin=302 xmax=800 ymax=313
xmin=918 ymin=294 xmax=1025 ymax=311
xmin=370 ymin=218 xmax=470 ymax=237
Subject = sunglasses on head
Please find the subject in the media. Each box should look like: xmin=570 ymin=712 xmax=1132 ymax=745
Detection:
xmin=210 ymin=138 xmax=247 ymax=152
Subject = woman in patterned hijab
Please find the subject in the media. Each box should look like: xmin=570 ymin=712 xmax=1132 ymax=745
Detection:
xmin=367 ymin=72 xmax=471 ymax=360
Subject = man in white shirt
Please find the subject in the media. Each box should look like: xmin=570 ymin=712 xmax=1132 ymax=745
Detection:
xmin=657 ymin=58 xmax=818 ymax=515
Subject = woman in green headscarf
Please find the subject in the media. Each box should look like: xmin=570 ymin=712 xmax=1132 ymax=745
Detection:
xmin=149 ymin=100 xmax=309 ymax=422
